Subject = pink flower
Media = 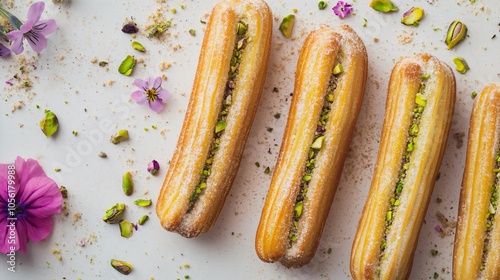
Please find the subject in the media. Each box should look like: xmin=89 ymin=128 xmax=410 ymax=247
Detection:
xmin=332 ymin=1 xmax=353 ymax=19
xmin=0 ymin=157 xmax=62 ymax=253
xmin=131 ymin=76 xmax=171 ymax=113
xmin=6 ymin=2 xmax=58 ymax=55
xmin=0 ymin=43 xmax=10 ymax=57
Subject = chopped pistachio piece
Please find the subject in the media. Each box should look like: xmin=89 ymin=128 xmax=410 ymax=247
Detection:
xmin=445 ymin=20 xmax=468 ymax=50
xmin=415 ymin=93 xmax=427 ymax=107
xmin=471 ymin=91 xmax=477 ymax=99
xmin=119 ymin=220 xmax=134 ymax=238
xmin=40 ymin=110 xmax=59 ymax=138
xmin=134 ymin=199 xmax=152 ymax=207
xmin=138 ymin=215 xmax=149 ymax=225
xmin=118 ymin=55 xmax=135 ymax=76
xmin=279 ymin=14 xmax=295 ymax=38
xmin=59 ymin=186 xmax=68 ymax=198
xmin=215 ymin=121 xmax=227 ymax=133
xmin=401 ymin=7 xmax=424 ymax=27
xmin=452 ymin=57 xmax=469 ymax=74
xmin=122 ymin=171 xmax=134 ymax=196
xmin=102 ymin=203 xmax=126 ymax=224
xmin=131 ymin=41 xmax=145 ymax=52
xmin=302 ymin=174 xmax=312 ymax=182
xmin=111 ymin=259 xmax=133 ymax=275
xmin=189 ymin=29 xmax=196 ymax=36
xmin=318 ymin=1 xmax=327 ymax=10
xmin=237 ymin=22 xmax=247 ymax=35
xmin=311 ymin=136 xmax=325 ymax=150
xmin=332 ymin=63 xmax=343 ymax=75
xmin=294 ymin=201 xmax=304 ymax=218
xmin=370 ymin=0 xmax=398 ymax=13
xmin=110 ymin=129 xmax=129 ymax=144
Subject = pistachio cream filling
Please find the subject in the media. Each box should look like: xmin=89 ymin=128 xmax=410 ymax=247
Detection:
xmin=480 ymin=154 xmax=500 ymax=270
xmin=377 ymin=76 xmax=428 ymax=271
xmin=287 ymin=62 xmax=343 ymax=247
xmin=187 ymin=21 xmax=249 ymax=211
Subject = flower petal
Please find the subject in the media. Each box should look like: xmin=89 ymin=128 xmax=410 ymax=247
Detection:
xmin=148 ymin=76 xmax=156 ymax=88
xmin=6 ymin=30 xmax=25 ymax=55
xmin=20 ymin=176 xmax=61 ymax=218
xmin=23 ymin=216 xmax=54 ymax=243
xmin=134 ymin=78 xmax=148 ymax=90
xmin=26 ymin=32 xmax=48 ymax=53
xmin=13 ymin=219 xmax=29 ymax=253
xmin=0 ymin=219 xmax=11 ymax=254
xmin=27 ymin=1 xmax=45 ymax=23
xmin=131 ymin=90 xmax=148 ymax=104
xmin=0 ymin=44 xmax=11 ymax=57
xmin=20 ymin=20 xmax=36 ymax=33
xmin=152 ymin=76 xmax=162 ymax=89
xmin=15 ymin=157 xmax=46 ymax=195
xmin=35 ymin=19 xmax=58 ymax=36
xmin=149 ymin=99 xmax=164 ymax=112
xmin=157 ymin=88 xmax=170 ymax=101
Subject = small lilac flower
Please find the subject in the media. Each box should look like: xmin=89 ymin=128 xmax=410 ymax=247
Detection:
xmin=131 ymin=76 xmax=171 ymax=113
xmin=0 ymin=43 xmax=10 ymax=57
xmin=0 ymin=156 xmax=62 ymax=253
xmin=147 ymin=160 xmax=160 ymax=175
xmin=332 ymin=1 xmax=353 ymax=19
xmin=6 ymin=2 xmax=58 ymax=55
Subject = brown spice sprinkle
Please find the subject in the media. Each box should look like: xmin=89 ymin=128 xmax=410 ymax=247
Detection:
xmin=454 ymin=132 xmax=465 ymax=149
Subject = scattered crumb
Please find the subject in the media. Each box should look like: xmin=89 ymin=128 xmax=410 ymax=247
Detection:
xmin=397 ymin=30 xmax=414 ymax=44
xmin=436 ymin=211 xmax=456 ymax=237
xmin=454 ymin=132 xmax=465 ymax=149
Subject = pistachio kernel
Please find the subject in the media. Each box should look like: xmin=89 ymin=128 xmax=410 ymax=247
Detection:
xmin=134 ymin=199 xmax=152 ymax=207
xmin=237 ymin=22 xmax=247 ymax=35
xmin=111 ymin=259 xmax=133 ymax=275
xmin=122 ymin=171 xmax=134 ymax=196
xmin=131 ymin=41 xmax=146 ymax=52
xmin=138 ymin=215 xmax=149 ymax=225
xmin=370 ymin=0 xmax=398 ymax=13
xmin=102 ymin=203 xmax=126 ymax=224
xmin=118 ymin=55 xmax=135 ymax=76
xmin=401 ymin=7 xmax=424 ymax=27
xmin=119 ymin=219 xmax=134 ymax=238
xmin=110 ymin=129 xmax=129 ymax=144
xmin=279 ymin=14 xmax=295 ymax=38
xmin=318 ymin=1 xmax=327 ymax=10
xmin=332 ymin=63 xmax=343 ymax=75
xmin=415 ymin=93 xmax=427 ymax=107
xmin=452 ymin=57 xmax=470 ymax=74
xmin=445 ymin=20 xmax=468 ymax=50
xmin=294 ymin=201 xmax=304 ymax=218
xmin=40 ymin=110 xmax=59 ymax=138
xmin=311 ymin=136 xmax=325 ymax=150
xmin=215 ymin=121 xmax=227 ymax=133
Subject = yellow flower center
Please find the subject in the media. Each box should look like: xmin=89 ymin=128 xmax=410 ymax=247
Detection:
xmin=145 ymin=88 xmax=158 ymax=102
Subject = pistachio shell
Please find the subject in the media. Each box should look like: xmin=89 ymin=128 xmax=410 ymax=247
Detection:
xmin=279 ymin=14 xmax=295 ymax=38
xmin=40 ymin=110 xmax=59 ymax=138
xmin=445 ymin=20 xmax=468 ymax=50
xmin=118 ymin=55 xmax=135 ymax=76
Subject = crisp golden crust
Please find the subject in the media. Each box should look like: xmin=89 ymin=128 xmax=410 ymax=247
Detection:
xmin=156 ymin=0 xmax=272 ymax=238
xmin=351 ymin=53 xmax=456 ymax=280
xmin=453 ymin=83 xmax=500 ymax=280
xmin=255 ymin=24 xmax=368 ymax=268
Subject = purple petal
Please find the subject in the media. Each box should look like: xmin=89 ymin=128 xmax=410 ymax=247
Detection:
xmin=152 ymin=76 xmax=162 ymax=89
xmin=27 ymin=1 xmax=45 ymax=23
xmin=131 ymin=90 xmax=148 ymax=104
xmin=149 ymin=99 xmax=164 ymax=112
xmin=0 ymin=44 xmax=11 ymax=57
xmin=20 ymin=20 xmax=36 ymax=33
xmin=13 ymin=219 xmax=29 ymax=253
xmin=15 ymin=157 xmax=46 ymax=195
xmin=21 ymin=176 xmax=61 ymax=218
xmin=6 ymin=30 xmax=24 ymax=55
xmin=24 ymin=216 xmax=54 ymax=242
xmin=157 ymin=88 xmax=170 ymax=101
xmin=35 ymin=19 xmax=58 ymax=36
xmin=0 ymin=219 xmax=10 ymax=254
xmin=26 ymin=32 xmax=47 ymax=53
xmin=134 ymin=78 xmax=148 ymax=90
xmin=147 ymin=76 xmax=156 ymax=88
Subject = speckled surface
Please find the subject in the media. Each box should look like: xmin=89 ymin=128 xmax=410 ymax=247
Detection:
xmin=0 ymin=0 xmax=499 ymax=279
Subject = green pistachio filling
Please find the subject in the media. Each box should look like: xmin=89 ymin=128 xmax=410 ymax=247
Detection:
xmin=187 ymin=21 xmax=249 ymax=211
xmin=378 ymin=78 xmax=428 ymax=264
xmin=480 ymin=154 xmax=500 ymax=270
xmin=287 ymin=62 xmax=342 ymax=247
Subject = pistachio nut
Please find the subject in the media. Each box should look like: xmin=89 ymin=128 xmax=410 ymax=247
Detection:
xmin=445 ymin=20 xmax=467 ymax=50
xmin=294 ymin=201 xmax=304 ymax=218
xmin=134 ymin=199 xmax=152 ymax=207
xmin=102 ymin=203 xmax=126 ymax=224
xmin=452 ymin=57 xmax=469 ymax=74
xmin=131 ymin=41 xmax=146 ymax=52
xmin=122 ymin=171 xmax=134 ymax=196
xmin=138 ymin=215 xmax=149 ymax=225
xmin=370 ymin=0 xmax=398 ymax=13
xmin=318 ymin=1 xmax=327 ymax=10
xmin=118 ymin=55 xmax=135 ymax=76
xmin=40 ymin=110 xmax=59 ymax=138
xmin=119 ymin=219 xmax=134 ymax=238
xmin=332 ymin=63 xmax=343 ymax=75
xmin=401 ymin=7 xmax=424 ymax=27
xmin=415 ymin=93 xmax=427 ymax=107
xmin=311 ymin=136 xmax=325 ymax=150
xmin=237 ymin=22 xmax=248 ymax=35
xmin=279 ymin=14 xmax=295 ymax=38
xmin=111 ymin=259 xmax=133 ymax=275
xmin=215 ymin=120 xmax=227 ymax=133
xmin=110 ymin=129 xmax=129 ymax=144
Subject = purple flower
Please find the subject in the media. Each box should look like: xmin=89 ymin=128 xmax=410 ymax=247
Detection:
xmin=0 ymin=157 xmax=62 ymax=253
xmin=6 ymin=2 xmax=58 ymax=55
xmin=332 ymin=1 xmax=353 ymax=18
xmin=147 ymin=160 xmax=160 ymax=175
xmin=131 ymin=76 xmax=171 ymax=112
xmin=0 ymin=43 xmax=10 ymax=57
